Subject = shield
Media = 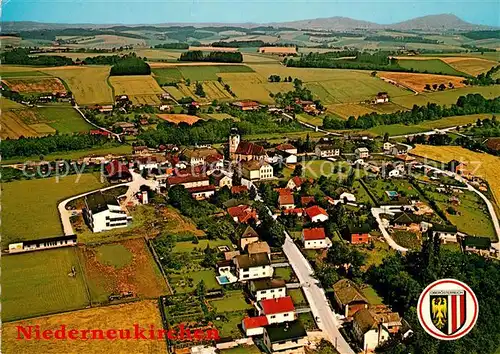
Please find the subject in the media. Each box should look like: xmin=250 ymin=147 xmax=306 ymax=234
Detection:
xmin=430 ymin=293 xmax=466 ymax=335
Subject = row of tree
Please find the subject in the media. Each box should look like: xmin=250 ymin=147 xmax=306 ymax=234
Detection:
xmin=178 ymin=51 xmax=243 ymax=63
xmin=1 ymin=48 xmax=73 ymax=66
xmin=364 ymin=35 xmax=442 ymax=44
xmin=463 ymin=65 xmax=500 ymax=86
xmin=153 ymin=43 xmax=189 ymax=49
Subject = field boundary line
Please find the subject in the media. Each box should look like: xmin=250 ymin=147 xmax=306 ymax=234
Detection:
xmin=75 ymin=246 xmax=94 ymax=308
xmin=146 ymin=237 xmax=174 ymax=295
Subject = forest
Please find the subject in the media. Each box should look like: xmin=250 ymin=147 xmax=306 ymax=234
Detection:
xmin=109 ymin=56 xmax=151 ymax=76
xmin=1 ymin=48 xmax=73 ymax=66
xmin=178 ymin=51 xmax=243 ymax=63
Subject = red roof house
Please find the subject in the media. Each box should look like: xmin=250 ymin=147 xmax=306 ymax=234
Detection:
xmin=301 ymin=196 xmax=316 ymax=206
xmin=105 ymin=160 xmax=132 ymax=183
xmin=242 ymin=316 xmax=269 ymax=336
xmin=90 ymin=129 xmax=111 ymax=137
xmin=259 ymin=296 xmax=295 ymax=315
xmin=303 ymin=227 xmax=326 ymax=241
xmin=227 ymin=205 xmax=257 ymax=223
xmin=305 ymin=205 xmax=329 ymax=223
xmin=231 ymin=185 xmax=248 ymax=195
xmin=279 ymin=193 xmax=295 ymax=209
xmin=235 ymin=141 xmax=266 ymax=157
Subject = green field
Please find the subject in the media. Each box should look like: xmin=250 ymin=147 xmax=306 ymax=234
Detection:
xmin=208 ymin=291 xmax=251 ymax=312
xmin=288 ymin=288 xmax=307 ymax=305
xmin=2 ymin=174 xmax=106 ymax=246
xmin=274 ymin=267 xmax=294 ymax=282
xmin=392 ymin=231 xmax=421 ymax=250
xmin=166 ymin=65 xmax=255 ymax=81
xmin=397 ymin=59 xmax=468 ymax=76
xmin=169 ymin=269 xmax=221 ymax=293
xmin=2 ymin=248 xmax=89 ymax=321
xmin=172 ymin=239 xmax=232 ymax=253
xmin=220 ymin=345 xmax=261 ymax=354
xmin=38 ymin=106 xmax=93 ymax=133
xmin=96 ymin=244 xmax=133 ymax=268
xmin=0 ymin=71 xmax=51 ymax=78
xmin=361 ymin=286 xmax=383 ymax=305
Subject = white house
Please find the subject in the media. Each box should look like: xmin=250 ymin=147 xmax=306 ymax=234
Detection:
xmin=136 ymin=156 xmax=160 ymax=171
xmin=234 ymin=252 xmax=273 ymax=281
xmin=268 ymin=150 xmax=297 ymax=165
xmin=276 ymin=143 xmax=298 ymax=155
xmin=315 ymin=144 xmax=341 ymax=158
xmin=383 ymin=142 xmax=394 ymax=152
xmin=214 ymin=174 xmax=232 ymax=189
xmin=287 ymin=176 xmax=306 ymax=191
xmin=352 ymin=308 xmax=400 ymax=352
xmin=159 ymin=104 xmax=170 ymax=111
xmin=374 ymin=92 xmax=389 ymax=104
xmin=241 ymin=160 xmax=274 ymax=181
xmin=305 ymin=205 xmax=329 ymax=223
xmin=188 ymin=185 xmax=216 ymax=200
xmin=8 ymin=235 xmax=77 ymax=254
xmin=302 ymin=227 xmax=332 ymax=249
xmin=83 ymin=191 xmax=131 ymax=233
xmin=279 ymin=193 xmax=296 ymax=210
xmin=431 ymin=224 xmax=458 ymax=244
xmin=263 ymin=321 xmax=307 ymax=354
xmin=250 ymin=279 xmax=287 ymax=301
xmin=355 ymin=147 xmax=370 ymax=159
xmin=339 ymin=192 xmax=356 ymax=203
xmin=387 ymin=168 xmax=401 ymax=178
xmin=242 ymin=316 xmax=269 ymax=336
xmin=258 ymin=296 xmax=296 ymax=325
xmin=183 ymin=147 xmax=221 ymax=166
xmin=167 ymin=175 xmax=210 ymax=189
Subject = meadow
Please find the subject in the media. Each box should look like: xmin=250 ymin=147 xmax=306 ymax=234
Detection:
xmin=395 ymin=58 xmax=468 ymax=76
xmin=2 ymin=174 xmax=106 ymax=246
xmin=440 ymin=57 xmax=499 ymax=76
xmin=109 ymin=75 xmax=164 ymax=105
xmin=2 ymin=301 xmax=166 ymax=354
xmin=2 ymin=248 xmax=90 ymax=321
xmin=2 ymin=77 xmax=66 ymax=93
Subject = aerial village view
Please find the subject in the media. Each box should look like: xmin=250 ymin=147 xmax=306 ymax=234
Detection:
xmin=1 ymin=0 xmax=499 ymax=353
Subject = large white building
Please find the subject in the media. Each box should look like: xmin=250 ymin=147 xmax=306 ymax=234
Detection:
xmin=241 ymin=160 xmax=274 ymax=181
xmin=250 ymin=279 xmax=287 ymax=301
xmin=83 ymin=191 xmax=131 ymax=233
xmin=233 ymin=252 xmax=273 ymax=281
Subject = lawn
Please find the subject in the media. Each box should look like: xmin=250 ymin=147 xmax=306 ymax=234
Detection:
xmin=2 ymin=174 xmax=106 ymax=246
xmin=364 ymin=178 xmax=423 ymax=204
xmin=40 ymin=66 xmax=114 ymax=105
xmin=274 ymin=267 xmax=294 ymax=282
xmin=95 ymin=243 xmax=133 ymax=268
xmin=170 ymin=269 xmax=221 ymax=293
xmin=440 ymin=57 xmax=498 ymax=76
xmin=209 ymin=291 xmax=251 ymax=312
xmin=298 ymin=312 xmax=319 ymax=331
xmin=2 ymin=300 xmax=166 ymax=354
xmin=173 ymin=238 xmax=232 ymax=253
xmin=392 ymin=231 xmax=421 ymax=250
xmin=220 ymin=345 xmax=261 ymax=354
xmin=2 ymin=248 xmax=90 ymax=321
xmin=288 ymin=288 xmax=307 ymax=305
xmin=352 ymin=180 xmax=374 ymax=205
xmin=360 ymin=240 xmax=395 ymax=268
xmin=396 ymin=58 xmax=468 ymax=76
xmin=212 ymin=311 xmax=246 ymax=339
xmin=361 ymin=285 xmax=383 ymax=305
xmin=1 ymin=97 xmax=25 ymax=109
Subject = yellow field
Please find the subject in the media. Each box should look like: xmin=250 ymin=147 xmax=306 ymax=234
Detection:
xmin=109 ymin=75 xmax=164 ymax=105
xmin=135 ymin=49 xmax=182 ymax=61
xmin=1 ymin=97 xmax=24 ymax=110
xmin=2 ymin=77 xmax=66 ymax=93
xmin=411 ymin=145 xmax=500 ymax=209
xmin=0 ymin=65 xmax=42 ymax=73
xmin=441 ymin=57 xmax=499 ymax=76
xmin=163 ymin=86 xmax=184 ymax=100
xmin=0 ymin=110 xmax=48 ymax=139
xmin=66 ymin=34 xmax=146 ymax=49
xmin=379 ymin=72 xmax=466 ymax=92
xmin=40 ymin=66 xmax=113 ymax=105
xmin=2 ymin=301 xmax=166 ymax=354
xmin=157 ymin=113 xmax=201 ymax=125
xmin=176 ymin=81 xmax=233 ymax=103
xmin=327 ymin=103 xmax=377 ymax=118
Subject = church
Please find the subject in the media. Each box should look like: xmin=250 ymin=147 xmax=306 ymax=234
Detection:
xmin=229 ymin=130 xmax=267 ymax=162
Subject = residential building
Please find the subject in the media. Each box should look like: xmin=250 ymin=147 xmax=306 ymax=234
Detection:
xmin=213 ymin=174 xmax=232 ymax=189
xmin=463 ymin=236 xmax=497 ymax=257
xmin=383 ymin=142 xmax=394 ymax=152
xmin=133 ymin=146 xmax=151 ymax=156
xmin=105 ymin=160 xmax=132 ymax=183
xmin=352 ymin=308 xmax=391 ymax=352
xmin=286 ymin=176 xmax=306 ymax=191
xmin=239 ymin=225 xmax=260 ymax=250
xmin=305 ymin=205 xmax=329 ymax=223
xmin=355 ymin=147 xmax=370 ymax=159
xmin=241 ymin=160 xmax=274 ymax=181
xmin=167 ymin=174 xmax=210 ymax=189
xmin=302 ymin=227 xmax=331 ymax=249
xmin=258 ymin=296 xmax=295 ymax=324
xmin=315 ymin=144 xmax=341 ymax=158
xmin=389 ymin=144 xmax=409 ymax=156
xmin=242 ymin=316 xmax=269 ymax=336
xmin=332 ymin=279 xmax=368 ymax=317
xmin=279 ymin=193 xmax=296 ymax=210
xmin=231 ymin=185 xmax=248 ymax=195
xmin=228 ymin=205 xmax=257 ymax=224
xmin=485 ymin=137 xmax=500 ymax=152
xmin=431 ymin=224 xmax=458 ymax=244
xmin=343 ymin=224 xmax=371 ymax=244
xmin=374 ymin=92 xmax=389 ymax=104
xmin=339 ymin=192 xmax=356 ymax=203
xmin=135 ymin=156 xmax=160 ymax=171
xmin=247 ymin=241 xmax=271 ymax=255
xmin=268 ymin=150 xmax=297 ymax=165
xmin=82 ymin=191 xmax=131 ymax=233
xmin=188 ymin=185 xmax=216 ymax=200
xmin=234 ymin=252 xmax=273 ymax=281
xmin=8 ymin=235 xmax=77 ymax=254
xmin=263 ymin=321 xmax=307 ymax=354
xmin=300 ymin=196 xmax=315 ymax=206
xmin=250 ymin=279 xmax=287 ymax=301
xmin=182 ymin=147 xmax=221 ymax=166
xmin=232 ymin=100 xmax=260 ymax=111
xmin=276 ymin=143 xmax=298 ymax=155
xmin=283 ymin=208 xmax=305 ymax=217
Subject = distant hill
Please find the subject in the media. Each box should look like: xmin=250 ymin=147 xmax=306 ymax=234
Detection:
xmin=390 ymin=14 xmax=489 ymax=31
xmin=268 ymin=16 xmax=382 ymax=31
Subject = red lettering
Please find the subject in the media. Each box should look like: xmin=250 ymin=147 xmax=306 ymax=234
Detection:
xmin=167 ymin=329 xmax=177 ymax=340
xmin=54 ymin=325 xmax=66 ymax=340
xmin=148 ymin=324 xmax=156 ymax=340
xmin=118 ymin=329 xmax=131 ymax=339
xmin=134 ymin=324 xmax=147 ymax=340
xmin=106 ymin=329 xmax=117 ymax=340
xmin=42 ymin=330 xmax=52 ymax=340
xmin=194 ymin=330 xmax=205 ymax=341
xmin=205 ymin=328 xmax=220 ymax=340
xmin=91 ymin=329 xmax=104 ymax=340
xmin=80 ymin=329 xmax=90 ymax=340
xmin=16 ymin=326 xmax=32 ymax=340
xmin=178 ymin=324 xmax=192 ymax=341
xmin=68 ymin=329 xmax=79 ymax=340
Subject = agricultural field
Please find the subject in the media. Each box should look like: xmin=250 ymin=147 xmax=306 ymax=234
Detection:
xmin=0 ymin=97 xmax=24 ymax=109
xmin=176 ymin=81 xmax=233 ymax=102
xmin=0 ymin=109 xmax=51 ymax=139
xmin=152 ymin=64 xmax=254 ymax=82
xmin=440 ymin=57 xmax=499 ymax=76
xmin=157 ymin=113 xmax=202 ymax=125
xmin=2 ymin=248 xmax=89 ymax=321
xmin=327 ymin=103 xmax=378 ymax=118
xmin=1 ymin=174 xmax=106 ymax=246
xmin=2 ymin=77 xmax=66 ymax=93
xmin=3 ymin=301 xmax=166 ymax=354
xmin=395 ymin=58 xmax=468 ymax=76
xmin=64 ymin=34 xmax=147 ymax=49
xmin=204 ymin=113 xmax=238 ymax=121
xmin=378 ymin=72 xmax=466 ymax=92
xmin=40 ymin=66 xmax=114 ymax=105
xmin=79 ymin=238 xmax=168 ymax=304
xmin=411 ymin=145 xmax=500 ymax=213
xmin=109 ymin=75 xmax=164 ymax=105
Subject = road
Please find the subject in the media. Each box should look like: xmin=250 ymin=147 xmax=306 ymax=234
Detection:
xmin=73 ymin=104 xmax=122 ymax=142
xmin=371 ymin=206 xmax=411 ymax=252
xmin=390 ymin=125 xmax=469 ymax=139
xmin=58 ymin=171 xmax=158 ymax=235
xmin=283 ymin=233 xmax=355 ymax=354
xmin=283 ymin=112 xmax=342 ymax=136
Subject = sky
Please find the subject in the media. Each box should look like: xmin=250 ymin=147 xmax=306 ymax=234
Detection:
xmin=2 ymin=0 xmax=499 ymax=26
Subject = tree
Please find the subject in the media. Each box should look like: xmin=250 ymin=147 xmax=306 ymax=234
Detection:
xmin=201 ymin=245 xmax=217 ymax=268
xmin=371 ymin=71 xmax=377 ymax=77
xmin=185 ymin=78 xmax=191 ymax=86
xmin=292 ymin=164 xmax=303 ymax=177
xmin=187 ymin=104 xmax=198 ymax=116
xmin=196 ymin=280 xmax=206 ymax=298
xmin=195 ymin=82 xmax=206 ymax=97
xmin=383 ymin=132 xmax=390 ymax=142
xmin=249 ymin=186 xmax=258 ymax=200
xmin=424 ymin=84 xmax=432 ymax=91
xmin=432 ymin=83 xmax=438 ymax=90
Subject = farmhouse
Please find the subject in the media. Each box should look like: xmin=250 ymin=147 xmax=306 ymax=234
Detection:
xmin=374 ymin=92 xmax=389 ymax=104
xmin=263 ymin=321 xmax=307 ymax=354
xmin=213 ymin=174 xmax=232 ymax=189
xmin=241 ymin=160 xmax=274 ymax=181
xmin=133 ymin=146 xmax=150 ymax=155
xmin=352 ymin=308 xmax=394 ymax=351
xmin=250 ymin=279 xmax=287 ymax=301
xmin=383 ymin=142 xmax=395 ymax=151
xmin=315 ymin=144 xmax=341 ymax=158
xmin=343 ymin=223 xmax=371 ymax=244
xmin=268 ymin=149 xmax=298 ymax=165
xmin=431 ymin=224 xmax=458 ymax=244
xmin=167 ymin=174 xmax=210 ymax=189
xmin=242 ymin=316 xmax=269 ymax=336
xmin=232 ymin=100 xmax=260 ymax=111
xmin=8 ymin=235 xmax=77 ymax=254
xmin=247 ymin=241 xmax=271 ymax=256
xmin=305 ymin=205 xmax=329 ymax=223
xmin=389 ymin=144 xmax=409 ymax=156
xmin=463 ymin=236 xmax=497 ymax=257
xmin=105 ymin=160 xmax=132 ymax=183
xmin=83 ymin=191 xmax=131 ymax=233
xmin=302 ymin=227 xmax=331 ymax=249
xmin=287 ymin=176 xmax=307 ymax=191
xmin=279 ymin=193 xmax=296 ymax=210
xmin=135 ymin=156 xmax=160 ymax=171
xmin=234 ymin=252 xmax=273 ymax=281
xmin=447 ymin=160 xmax=471 ymax=176
xmin=183 ymin=147 xmax=221 ymax=166
xmin=355 ymin=147 xmax=370 ymax=159
xmin=332 ymin=279 xmax=369 ymax=317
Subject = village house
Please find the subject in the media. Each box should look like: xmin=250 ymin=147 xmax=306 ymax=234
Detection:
xmin=355 ymin=147 xmax=370 ymax=159
xmin=250 ymin=279 xmax=287 ymax=301
xmin=105 ymin=160 xmax=132 ymax=183
xmin=182 ymin=147 xmax=222 ymax=167
xmin=339 ymin=192 xmax=356 ymax=204
xmin=268 ymin=149 xmax=298 ymax=165
xmin=287 ymin=176 xmax=307 ymax=191
xmin=463 ymin=236 xmax=498 ymax=257
xmin=283 ymin=208 xmax=305 ymax=217
xmin=135 ymin=156 xmax=161 ymax=171
xmin=213 ymin=174 xmax=232 ymax=189
xmin=241 ymin=160 xmax=274 ymax=181
xmin=383 ymin=142 xmax=395 ymax=152
xmin=305 ymin=205 xmax=329 ymax=223
xmin=276 ymin=143 xmax=298 ymax=155
xmin=234 ymin=252 xmax=274 ymax=281
xmin=248 ymin=241 xmax=271 ymax=256
xmin=82 ymin=191 xmax=131 ymax=233
xmin=133 ymin=146 xmax=151 ymax=156
xmin=257 ymin=296 xmax=296 ymax=325
xmin=389 ymin=144 xmax=409 ymax=156
xmin=431 ymin=224 xmax=458 ymax=244
xmin=302 ymin=227 xmax=332 ymax=249
xmin=242 ymin=316 xmax=269 ymax=337
xmin=279 ymin=193 xmax=296 ymax=210
xmin=188 ymin=185 xmax=216 ymax=200
xmin=315 ymin=144 xmax=341 ymax=158
xmin=374 ymin=92 xmax=389 ymax=104
xmin=97 ymin=104 xmax=114 ymax=113
xmin=228 ymin=205 xmax=257 ymax=224
xmin=159 ymin=104 xmax=170 ymax=111
xmin=8 ymin=235 xmax=77 ymax=254
xmin=352 ymin=308 xmax=395 ymax=352
xmin=332 ymin=279 xmax=369 ymax=317
xmin=448 ymin=160 xmax=471 ymax=177
xmin=391 ymin=212 xmax=422 ymax=232
xmin=113 ymin=121 xmax=136 ymax=134
xmin=384 ymin=165 xmax=402 ymax=178
xmin=485 ymin=137 xmax=500 ymax=152
xmin=343 ymin=223 xmax=371 ymax=244
xmin=167 ymin=174 xmax=210 ymax=189
xmin=232 ymin=100 xmax=260 ymax=111
xmin=89 ymin=129 xmax=112 ymax=138
xmin=301 ymin=196 xmax=315 ymax=206
xmin=263 ymin=321 xmax=307 ymax=354
xmin=239 ymin=225 xmax=260 ymax=250
xmin=231 ymin=185 xmax=248 ymax=195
